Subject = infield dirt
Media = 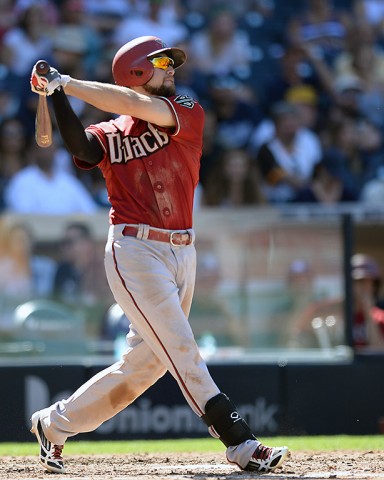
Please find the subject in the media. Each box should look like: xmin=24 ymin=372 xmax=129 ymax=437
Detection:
xmin=1 ymin=451 xmax=384 ymax=479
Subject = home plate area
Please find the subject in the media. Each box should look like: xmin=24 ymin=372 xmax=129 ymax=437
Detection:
xmin=1 ymin=451 xmax=383 ymax=480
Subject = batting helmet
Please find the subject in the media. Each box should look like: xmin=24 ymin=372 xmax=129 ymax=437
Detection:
xmin=112 ymin=36 xmax=186 ymax=87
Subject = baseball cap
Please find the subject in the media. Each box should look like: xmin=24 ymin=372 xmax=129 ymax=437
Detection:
xmin=285 ymin=85 xmax=318 ymax=106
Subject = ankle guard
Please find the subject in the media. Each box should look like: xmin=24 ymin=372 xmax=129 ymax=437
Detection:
xmin=201 ymin=393 xmax=256 ymax=447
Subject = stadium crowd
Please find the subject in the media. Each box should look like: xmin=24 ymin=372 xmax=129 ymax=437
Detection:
xmin=1 ymin=0 xmax=384 ymax=210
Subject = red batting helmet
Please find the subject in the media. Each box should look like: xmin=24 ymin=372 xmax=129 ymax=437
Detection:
xmin=112 ymin=36 xmax=186 ymax=87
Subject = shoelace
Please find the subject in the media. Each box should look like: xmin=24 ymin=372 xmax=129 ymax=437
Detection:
xmin=52 ymin=445 xmax=64 ymax=460
xmin=253 ymin=444 xmax=272 ymax=461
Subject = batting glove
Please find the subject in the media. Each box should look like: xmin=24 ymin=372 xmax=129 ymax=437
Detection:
xmin=31 ymin=65 xmax=71 ymax=96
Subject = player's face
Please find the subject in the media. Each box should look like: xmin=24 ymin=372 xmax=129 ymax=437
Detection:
xmin=143 ymin=55 xmax=176 ymax=97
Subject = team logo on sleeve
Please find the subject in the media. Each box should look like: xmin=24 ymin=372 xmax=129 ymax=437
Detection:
xmin=174 ymin=95 xmax=196 ymax=109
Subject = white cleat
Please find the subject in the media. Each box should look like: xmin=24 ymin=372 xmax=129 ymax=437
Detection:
xmin=30 ymin=411 xmax=65 ymax=474
xmin=244 ymin=443 xmax=290 ymax=472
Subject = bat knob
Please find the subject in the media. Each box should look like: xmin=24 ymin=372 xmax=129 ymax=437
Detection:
xmin=36 ymin=60 xmax=50 ymax=75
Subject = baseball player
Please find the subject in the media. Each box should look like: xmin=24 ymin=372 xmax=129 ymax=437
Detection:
xmin=29 ymin=36 xmax=289 ymax=474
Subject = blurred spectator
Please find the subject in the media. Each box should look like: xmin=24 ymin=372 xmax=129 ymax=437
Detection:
xmin=360 ymin=166 xmax=384 ymax=205
xmin=332 ymin=21 xmax=384 ymax=129
xmin=286 ymin=0 xmax=353 ymax=65
xmin=112 ymin=0 xmax=188 ymax=49
xmin=208 ymin=78 xmax=262 ymax=150
xmin=288 ymin=253 xmax=384 ymax=349
xmin=198 ymin=108 xmax=225 ymax=188
xmin=333 ymin=21 xmax=384 ymax=80
xmin=0 ymin=116 xmax=29 ymax=172
xmin=249 ymin=87 xmax=323 ymax=154
xmin=295 ymin=21 xmax=384 ymax=130
xmin=353 ymin=0 xmax=384 ymax=39
xmin=1 ymin=1 xmax=56 ymax=78
xmin=0 ymin=75 xmax=20 ymax=123
xmin=83 ymin=166 xmax=110 ymax=208
xmin=253 ymin=101 xmax=322 ymax=203
xmin=294 ymin=157 xmax=358 ymax=204
xmin=202 ymin=148 xmax=264 ymax=207
xmin=284 ymin=258 xmax=321 ymax=347
xmin=266 ymin=43 xmax=314 ymax=97
xmin=237 ymin=0 xmax=283 ymax=44
xmin=53 ymin=222 xmax=112 ymax=306
xmin=56 ymin=0 xmax=104 ymax=77
xmin=183 ymin=0 xmax=262 ymax=19
xmin=355 ymin=120 xmax=384 ymax=179
xmin=170 ymin=40 xmax=209 ymax=102
xmin=0 ymin=218 xmax=33 ymax=298
xmin=49 ymin=24 xmax=92 ymax=117
xmin=132 ymin=0 xmax=185 ymax=18
xmin=3 ymin=2 xmax=65 ymax=134
xmin=100 ymin=302 xmax=130 ymax=342
xmin=258 ymin=42 xmax=324 ymax=114
xmin=319 ymin=114 xmax=383 ymax=197
xmin=189 ymin=238 xmax=242 ymax=349
xmin=4 ymin=142 xmax=98 ymax=214
xmin=284 ymin=84 xmax=321 ymax=132
xmin=70 ymin=103 xmax=112 ymax=206
xmin=83 ymin=0 xmax=133 ymax=50
xmin=351 ymin=253 xmax=384 ymax=348
xmin=188 ymin=7 xmax=252 ymax=82
xmin=10 ymin=223 xmax=57 ymax=297
xmin=0 ymin=0 xmax=18 ymax=41
xmin=0 ymin=117 xmax=29 ymax=201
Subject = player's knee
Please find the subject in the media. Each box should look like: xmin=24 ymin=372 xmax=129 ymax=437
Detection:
xmin=201 ymin=393 xmax=256 ymax=447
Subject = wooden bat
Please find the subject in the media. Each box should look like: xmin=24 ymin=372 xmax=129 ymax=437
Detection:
xmin=35 ymin=60 xmax=53 ymax=148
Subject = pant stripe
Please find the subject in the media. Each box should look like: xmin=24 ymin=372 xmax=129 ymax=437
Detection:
xmin=111 ymin=241 xmax=203 ymax=416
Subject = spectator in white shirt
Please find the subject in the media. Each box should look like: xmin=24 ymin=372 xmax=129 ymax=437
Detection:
xmin=112 ymin=0 xmax=188 ymax=51
xmin=4 ymin=142 xmax=98 ymax=214
xmin=253 ymin=101 xmax=322 ymax=203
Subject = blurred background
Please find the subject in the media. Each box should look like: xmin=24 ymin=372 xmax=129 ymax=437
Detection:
xmin=1 ymin=0 xmax=384 ymax=440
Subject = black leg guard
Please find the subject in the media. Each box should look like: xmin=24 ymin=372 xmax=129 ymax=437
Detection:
xmin=201 ymin=393 xmax=256 ymax=447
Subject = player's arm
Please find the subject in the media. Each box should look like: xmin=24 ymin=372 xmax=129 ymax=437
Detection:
xmin=50 ymin=88 xmax=103 ymax=165
xmin=64 ymin=78 xmax=175 ymax=128
xmin=31 ymin=63 xmax=175 ymax=147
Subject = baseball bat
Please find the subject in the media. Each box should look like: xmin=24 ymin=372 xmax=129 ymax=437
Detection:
xmin=35 ymin=60 xmax=53 ymax=148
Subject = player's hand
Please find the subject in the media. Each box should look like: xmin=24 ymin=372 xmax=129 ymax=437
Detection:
xmin=30 ymin=66 xmax=48 ymax=96
xmin=30 ymin=64 xmax=71 ymax=96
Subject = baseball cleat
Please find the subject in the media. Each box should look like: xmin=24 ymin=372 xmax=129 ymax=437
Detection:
xmin=244 ymin=443 xmax=290 ymax=472
xmin=30 ymin=412 xmax=65 ymax=474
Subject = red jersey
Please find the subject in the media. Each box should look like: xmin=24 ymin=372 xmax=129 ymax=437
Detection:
xmin=74 ymin=95 xmax=204 ymax=229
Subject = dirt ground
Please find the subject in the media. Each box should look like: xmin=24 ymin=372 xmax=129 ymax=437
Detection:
xmin=0 ymin=451 xmax=383 ymax=480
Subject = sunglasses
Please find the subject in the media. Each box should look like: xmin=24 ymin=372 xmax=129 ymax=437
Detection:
xmin=149 ymin=56 xmax=175 ymax=70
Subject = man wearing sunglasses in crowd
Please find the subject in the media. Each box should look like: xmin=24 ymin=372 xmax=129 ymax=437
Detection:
xmin=29 ymin=36 xmax=289 ymax=475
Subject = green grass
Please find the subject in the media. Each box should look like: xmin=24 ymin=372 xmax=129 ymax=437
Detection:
xmin=1 ymin=436 xmax=383 ymax=456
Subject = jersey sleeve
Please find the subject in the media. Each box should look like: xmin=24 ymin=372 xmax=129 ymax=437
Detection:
xmin=157 ymin=95 xmax=204 ymax=149
xmin=73 ymin=120 xmax=121 ymax=170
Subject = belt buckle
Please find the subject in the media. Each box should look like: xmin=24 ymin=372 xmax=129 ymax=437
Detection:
xmin=170 ymin=231 xmax=179 ymax=246
xmin=170 ymin=230 xmax=191 ymax=246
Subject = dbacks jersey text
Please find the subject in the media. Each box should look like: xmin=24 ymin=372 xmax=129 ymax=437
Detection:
xmin=74 ymin=95 xmax=204 ymax=229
